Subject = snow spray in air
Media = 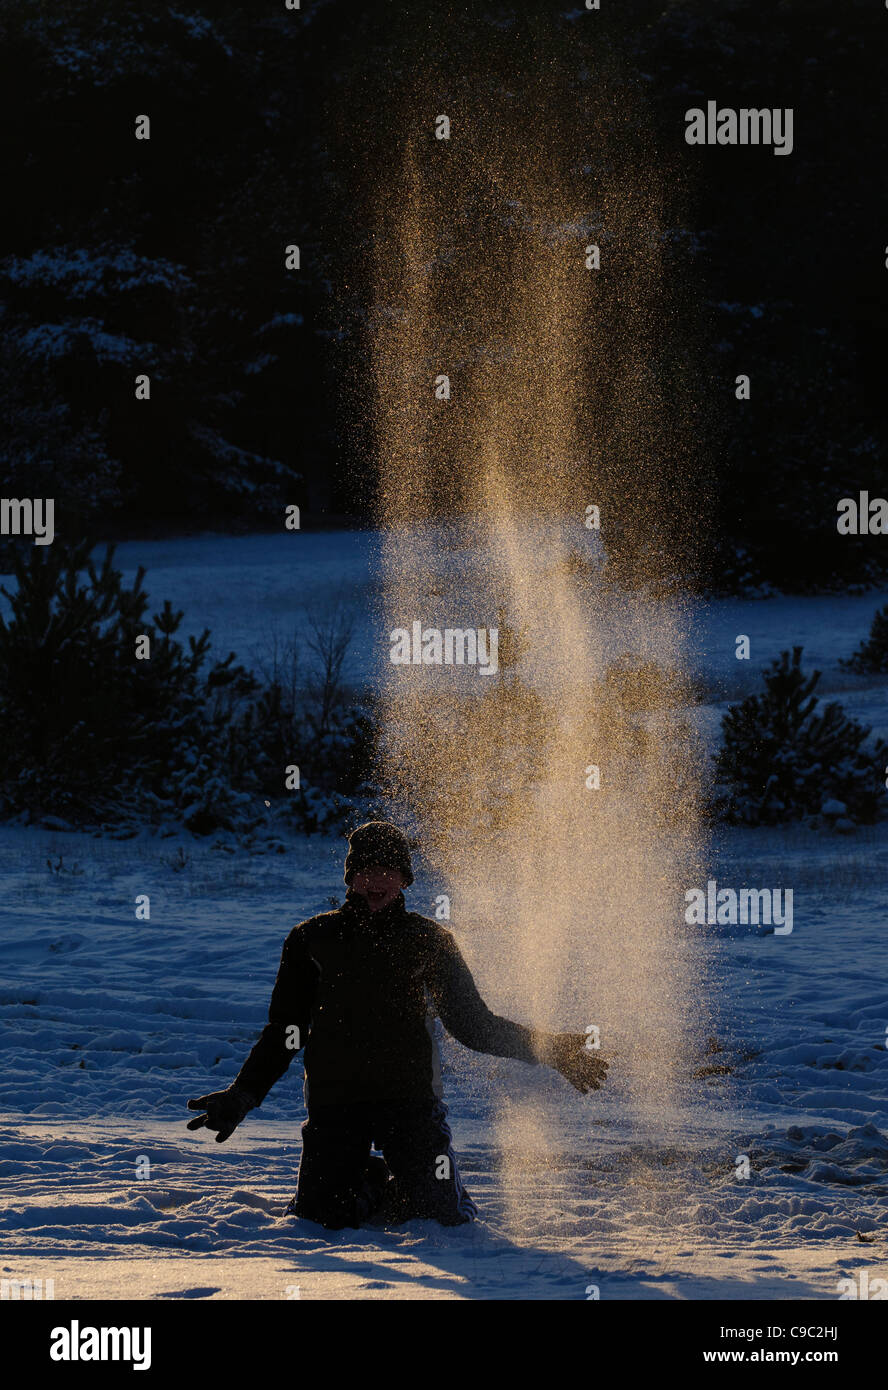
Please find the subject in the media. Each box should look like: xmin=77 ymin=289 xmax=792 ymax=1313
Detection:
xmin=368 ymin=30 xmax=711 ymax=1229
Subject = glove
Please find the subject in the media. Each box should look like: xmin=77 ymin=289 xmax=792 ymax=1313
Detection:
xmin=535 ymin=1032 xmax=609 ymax=1095
xmin=186 ymin=1084 xmax=258 ymax=1143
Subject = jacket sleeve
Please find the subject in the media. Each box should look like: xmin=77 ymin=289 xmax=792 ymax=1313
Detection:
xmin=232 ymin=926 xmax=319 ymax=1104
xmin=426 ymin=928 xmax=542 ymax=1064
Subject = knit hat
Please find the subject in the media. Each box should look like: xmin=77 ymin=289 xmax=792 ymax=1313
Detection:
xmin=343 ymin=821 xmax=414 ymax=886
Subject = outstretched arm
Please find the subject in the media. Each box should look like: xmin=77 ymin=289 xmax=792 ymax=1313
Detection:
xmin=427 ymin=929 xmax=541 ymax=1063
xmin=427 ymin=929 xmax=608 ymax=1094
xmin=231 ymin=926 xmax=319 ymax=1104
xmin=187 ymin=929 xmax=318 ymax=1141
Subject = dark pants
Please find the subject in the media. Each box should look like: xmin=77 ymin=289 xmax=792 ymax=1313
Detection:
xmin=290 ymin=1098 xmax=478 ymax=1230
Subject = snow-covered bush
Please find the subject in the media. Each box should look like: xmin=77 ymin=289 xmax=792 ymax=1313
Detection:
xmin=840 ymin=605 xmax=888 ymax=675
xmin=712 ymin=647 xmax=887 ymax=827
xmin=240 ymin=622 xmax=379 ymax=834
xmin=0 ymin=541 xmax=260 ymax=832
xmin=0 ymin=543 xmax=382 ymax=836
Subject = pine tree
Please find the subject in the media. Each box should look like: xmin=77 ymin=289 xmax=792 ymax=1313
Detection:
xmin=0 ymin=540 xmax=257 ymax=830
xmin=841 ymin=605 xmax=888 ymax=675
xmin=714 ymin=646 xmax=886 ymax=826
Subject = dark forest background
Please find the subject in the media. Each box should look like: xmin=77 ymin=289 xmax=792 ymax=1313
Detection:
xmin=1 ymin=0 xmax=886 ymax=593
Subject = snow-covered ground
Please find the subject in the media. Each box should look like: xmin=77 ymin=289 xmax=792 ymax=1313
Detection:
xmin=1 ymin=533 xmax=886 ymax=1300
xmin=16 ymin=529 xmax=881 ymax=706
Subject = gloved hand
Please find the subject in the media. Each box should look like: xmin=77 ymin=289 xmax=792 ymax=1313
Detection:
xmin=186 ymin=1084 xmax=258 ymax=1142
xmin=535 ymin=1032 xmax=609 ymax=1094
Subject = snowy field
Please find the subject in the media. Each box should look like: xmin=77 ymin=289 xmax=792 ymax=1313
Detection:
xmin=1 ymin=532 xmax=886 ymax=1300
xmin=16 ymin=529 xmax=883 ymax=712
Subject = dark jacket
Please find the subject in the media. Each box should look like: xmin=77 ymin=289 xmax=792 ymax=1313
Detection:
xmin=233 ymin=889 xmax=541 ymax=1107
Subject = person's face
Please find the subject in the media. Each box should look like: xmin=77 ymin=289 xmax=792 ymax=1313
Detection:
xmin=351 ymin=865 xmax=406 ymax=912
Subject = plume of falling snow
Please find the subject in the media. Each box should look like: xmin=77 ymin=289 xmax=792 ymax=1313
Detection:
xmin=368 ymin=50 xmax=711 ymax=1230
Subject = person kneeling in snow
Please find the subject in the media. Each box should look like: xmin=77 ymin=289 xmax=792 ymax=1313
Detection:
xmin=187 ymin=821 xmax=607 ymax=1230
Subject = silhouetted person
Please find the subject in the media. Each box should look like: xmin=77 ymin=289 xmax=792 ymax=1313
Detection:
xmin=187 ymin=821 xmax=607 ymax=1229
